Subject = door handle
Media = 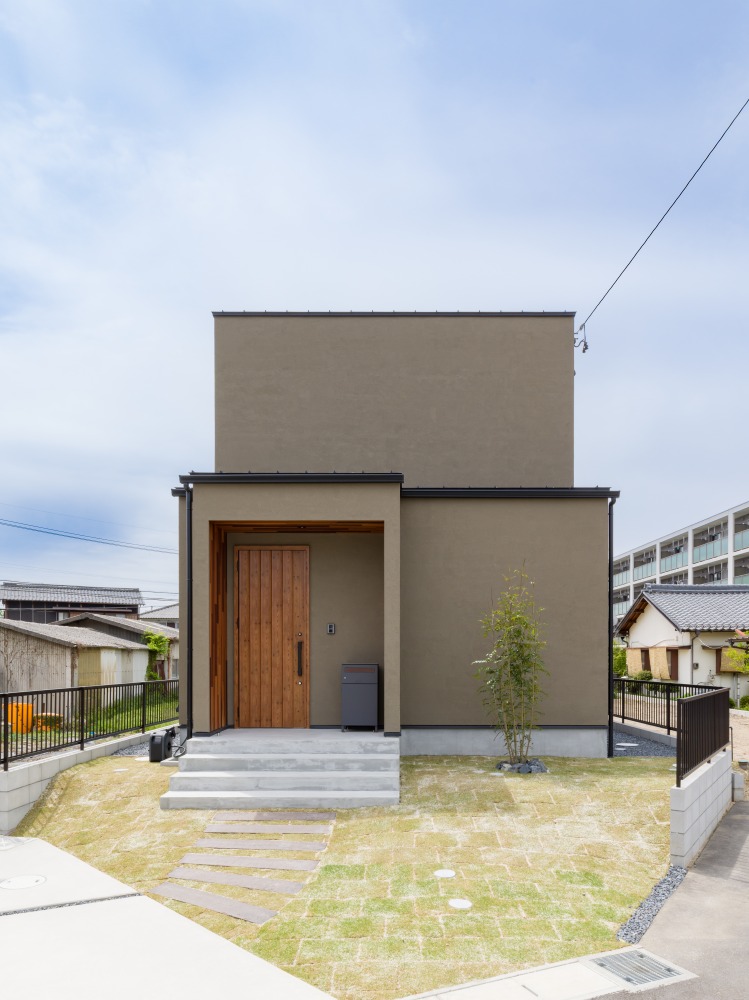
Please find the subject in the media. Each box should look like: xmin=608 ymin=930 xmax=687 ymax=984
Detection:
xmin=297 ymin=640 xmax=303 ymax=678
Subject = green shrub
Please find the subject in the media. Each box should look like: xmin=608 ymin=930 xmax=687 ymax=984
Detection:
xmin=729 ymin=697 xmax=736 ymax=709
xmin=740 ymin=695 xmax=749 ymax=711
xmin=633 ymin=670 xmax=652 ymax=682
xmin=612 ymin=644 xmax=627 ymax=677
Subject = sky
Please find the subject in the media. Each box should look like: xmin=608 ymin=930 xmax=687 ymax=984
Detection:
xmin=1 ymin=0 xmax=748 ymax=603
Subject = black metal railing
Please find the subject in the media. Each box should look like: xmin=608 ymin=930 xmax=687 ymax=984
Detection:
xmin=676 ymin=687 xmax=730 ymax=786
xmin=613 ymin=677 xmax=719 ymax=734
xmin=1 ymin=680 xmax=179 ymax=770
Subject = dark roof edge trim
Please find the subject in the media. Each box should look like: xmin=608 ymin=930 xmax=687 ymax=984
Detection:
xmin=401 ymin=487 xmax=619 ymax=500
xmin=178 ymin=473 xmax=405 ymax=485
xmin=171 ymin=487 xmax=187 ymax=497
xmin=212 ymin=311 xmax=575 ymax=319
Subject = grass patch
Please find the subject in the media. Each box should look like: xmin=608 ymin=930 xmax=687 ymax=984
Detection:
xmin=13 ymin=753 xmax=673 ymax=1000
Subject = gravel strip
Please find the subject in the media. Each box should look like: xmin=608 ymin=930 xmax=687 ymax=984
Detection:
xmin=112 ymin=741 xmax=150 ymax=757
xmin=617 ymin=865 xmax=687 ymax=943
xmin=613 ymin=734 xmax=675 ymax=757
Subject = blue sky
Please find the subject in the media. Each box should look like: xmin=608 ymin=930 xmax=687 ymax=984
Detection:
xmin=1 ymin=0 xmax=748 ymax=598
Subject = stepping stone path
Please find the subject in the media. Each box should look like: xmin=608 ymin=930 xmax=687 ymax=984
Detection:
xmin=151 ymin=809 xmax=335 ymax=925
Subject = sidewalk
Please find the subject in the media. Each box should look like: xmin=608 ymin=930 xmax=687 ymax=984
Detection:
xmin=0 ymin=837 xmax=330 ymax=999
xmin=641 ymin=800 xmax=749 ymax=998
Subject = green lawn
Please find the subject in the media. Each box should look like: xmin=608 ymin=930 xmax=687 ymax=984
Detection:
xmin=15 ymin=753 xmax=673 ymax=1000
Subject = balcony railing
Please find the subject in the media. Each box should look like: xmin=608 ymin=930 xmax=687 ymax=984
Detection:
xmin=734 ymin=528 xmax=749 ymax=552
xmin=693 ymin=537 xmax=728 ymax=563
xmin=660 ymin=550 xmax=688 ymax=573
xmin=633 ymin=562 xmax=657 ymax=582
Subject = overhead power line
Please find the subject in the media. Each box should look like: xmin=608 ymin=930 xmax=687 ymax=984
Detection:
xmin=0 ymin=501 xmax=177 ymax=538
xmin=0 ymin=518 xmax=178 ymax=555
xmin=575 ymin=94 xmax=749 ymax=351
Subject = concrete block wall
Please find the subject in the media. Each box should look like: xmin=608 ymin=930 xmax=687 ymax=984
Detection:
xmin=0 ymin=732 xmax=148 ymax=834
xmin=670 ymin=750 xmax=733 ymax=867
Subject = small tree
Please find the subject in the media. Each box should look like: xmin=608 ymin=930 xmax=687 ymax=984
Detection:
xmin=474 ymin=569 xmax=548 ymax=764
xmin=722 ymin=629 xmax=749 ymax=674
xmin=143 ymin=629 xmax=170 ymax=681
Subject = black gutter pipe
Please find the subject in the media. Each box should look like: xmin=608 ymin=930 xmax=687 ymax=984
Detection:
xmin=185 ymin=485 xmax=194 ymax=741
xmin=608 ymin=496 xmax=617 ymax=758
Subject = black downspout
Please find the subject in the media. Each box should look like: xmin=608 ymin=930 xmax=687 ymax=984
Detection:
xmin=607 ymin=496 xmax=617 ymax=758
xmin=186 ymin=485 xmax=194 ymax=741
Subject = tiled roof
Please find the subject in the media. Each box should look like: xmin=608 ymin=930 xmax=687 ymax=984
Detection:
xmin=0 ymin=618 xmax=146 ymax=650
xmin=61 ymin=613 xmax=178 ymax=638
xmin=140 ymin=603 xmax=179 ymax=621
xmin=640 ymin=585 xmax=749 ymax=632
xmin=0 ymin=581 xmax=143 ymax=605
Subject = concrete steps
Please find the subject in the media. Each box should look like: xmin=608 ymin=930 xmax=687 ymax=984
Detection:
xmin=160 ymin=730 xmax=400 ymax=810
xmin=178 ymin=753 xmax=399 ymax=772
xmin=170 ymin=770 xmax=398 ymax=792
xmin=161 ymin=789 xmax=398 ymax=809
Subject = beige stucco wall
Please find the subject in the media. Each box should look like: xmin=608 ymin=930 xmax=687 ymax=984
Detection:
xmin=399 ymin=497 xmax=610 ymax=727
xmin=189 ymin=482 xmax=400 ymax=733
xmin=225 ymin=532 xmax=384 ymax=726
xmin=214 ymin=314 xmax=574 ymax=488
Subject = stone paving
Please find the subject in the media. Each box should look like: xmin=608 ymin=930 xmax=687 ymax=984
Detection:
xmin=152 ymin=808 xmax=336 ymax=924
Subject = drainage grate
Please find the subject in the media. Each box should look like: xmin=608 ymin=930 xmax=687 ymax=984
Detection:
xmin=590 ymin=950 xmax=681 ymax=987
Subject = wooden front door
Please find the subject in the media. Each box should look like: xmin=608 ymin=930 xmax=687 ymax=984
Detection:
xmin=234 ymin=546 xmax=309 ymax=728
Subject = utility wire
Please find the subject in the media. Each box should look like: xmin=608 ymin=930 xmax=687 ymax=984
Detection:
xmin=0 ymin=518 xmax=177 ymax=555
xmin=0 ymin=501 xmax=177 ymax=538
xmin=576 ymin=94 xmax=749 ymax=347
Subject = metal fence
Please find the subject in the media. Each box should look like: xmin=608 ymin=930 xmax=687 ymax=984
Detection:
xmin=676 ymin=687 xmax=731 ymax=786
xmin=613 ymin=677 xmax=719 ymax=734
xmin=1 ymin=680 xmax=179 ymax=770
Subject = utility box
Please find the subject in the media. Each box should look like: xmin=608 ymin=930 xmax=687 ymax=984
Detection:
xmin=341 ymin=663 xmax=379 ymax=731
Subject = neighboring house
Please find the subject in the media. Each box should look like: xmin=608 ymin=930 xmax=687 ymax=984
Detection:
xmin=140 ymin=602 xmax=179 ymax=629
xmin=616 ymin=584 xmax=749 ymax=701
xmin=58 ymin=613 xmax=179 ymax=679
xmin=171 ymin=312 xmax=618 ymax=755
xmin=0 ymin=582 xmax=143 ymax=623
xmin=0 ymin=619 xmax=148 ymax=692
xmin=612 ymin=500 xmax=749 ymax=625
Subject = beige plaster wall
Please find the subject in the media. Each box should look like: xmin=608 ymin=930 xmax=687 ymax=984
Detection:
xmin=225 ymin=533 xmax=384 ymax=726
xmin=399 ymin=497 xmax=610 ymax=727
xmin=214 ymin=314 xmax=574 ymax=488
xmin=189 ymin=482 xmax=400 ymax=732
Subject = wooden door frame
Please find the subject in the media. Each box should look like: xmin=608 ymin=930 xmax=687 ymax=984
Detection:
xmin=233 ymin=544 xmax=310 ymax=728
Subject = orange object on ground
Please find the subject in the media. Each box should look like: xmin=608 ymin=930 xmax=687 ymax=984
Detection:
xmin=8 ymin=703 xmax=33 ymax=734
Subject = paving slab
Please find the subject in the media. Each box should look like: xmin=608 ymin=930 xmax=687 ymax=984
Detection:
xmin=151 ymin=881 xmax=277 ymax=923
xmin=169 ymin=865 xmax=304 ymax=894
xmin=0 ymin=837 xmax=135 ymax=913
xmin=213 ymin=810 xmax=336 ymax=822
xmin=181 ymin=852 xmax=318 ymax=871
xmin=639 ymin=801 xmax=749 ymax=998
xmin=206 ymin=821 xmax=332 ymax=835
xmin=2 ymin=888 xmax=331 ymax=997
xmin=195 ymin=836 xmax=327 ymax=851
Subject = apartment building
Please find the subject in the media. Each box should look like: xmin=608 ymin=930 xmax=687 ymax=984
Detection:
xmin=613 ymin=500 xmax=749 ymax=623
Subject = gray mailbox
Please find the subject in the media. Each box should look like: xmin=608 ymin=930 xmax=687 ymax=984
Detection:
xmin=341 ymin=663 xmax=379 ymax=731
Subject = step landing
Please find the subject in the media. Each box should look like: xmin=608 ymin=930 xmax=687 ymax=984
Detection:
xmin=161 ymin=729 xmax=400 ymax=810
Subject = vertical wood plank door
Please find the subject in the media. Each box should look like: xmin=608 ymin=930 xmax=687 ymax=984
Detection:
xmin=235 ymin=546 xmax=309 ymax=728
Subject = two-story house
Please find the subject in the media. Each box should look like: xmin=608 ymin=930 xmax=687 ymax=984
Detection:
xmin=164 ymin=312 xmax=617 ymax=810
